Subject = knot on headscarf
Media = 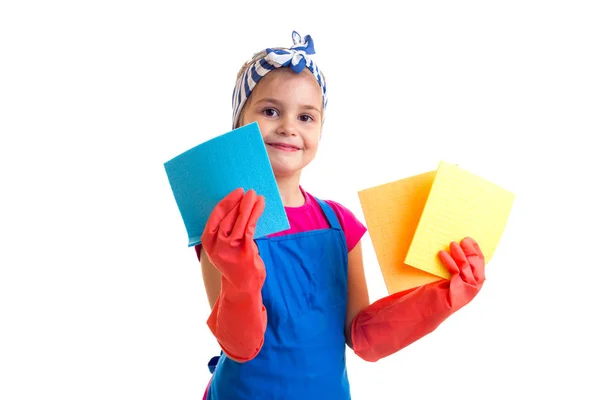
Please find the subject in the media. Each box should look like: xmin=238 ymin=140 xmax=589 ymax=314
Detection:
xmin=231 ymin=31 xmax=327 ymax=128
xmin=264 ymin=31 xmax=316 ymax=73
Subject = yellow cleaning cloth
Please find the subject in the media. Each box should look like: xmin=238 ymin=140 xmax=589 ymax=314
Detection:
xmin=358 ymin=161 xmax=515 ymax=293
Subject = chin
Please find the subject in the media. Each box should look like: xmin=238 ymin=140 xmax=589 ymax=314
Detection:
xmin=273 ymin=169 xmax=300 ymax=178
xmin=271 ymin=165 xmax=302 ymax=178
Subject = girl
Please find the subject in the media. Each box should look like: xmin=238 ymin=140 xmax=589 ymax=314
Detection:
xmin=196 ymin=31 xmax=485 ymax=399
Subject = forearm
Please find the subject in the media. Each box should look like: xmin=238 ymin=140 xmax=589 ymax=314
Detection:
xmin=350 ymin=237 xmax=485 ymax=362
xmin=207 ymin=276 xmax=267 ymax=362
xmin=351 ymin=280 xmax=453 ymax=362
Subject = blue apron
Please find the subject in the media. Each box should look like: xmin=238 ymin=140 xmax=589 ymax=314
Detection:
xmin=206 ymin=198 xmax=351 ymax=399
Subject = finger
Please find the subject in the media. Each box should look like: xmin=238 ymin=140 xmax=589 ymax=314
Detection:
xmin=246 ymin=195 xmax=266 ymax=237
xmin=205 ymin=188 xmax=244 ymax=234
xmin=450 ymin=241 xmax=476 ymax=286
xmin=461 ymin=237 xmax=485 ymax=283
xmin=438 ymin=250 xmax=460 ymax=277
xmin=229 ymin=189 xmax=258 ymax=241
xmin=217 ymin=201 xmax=242 ymax=240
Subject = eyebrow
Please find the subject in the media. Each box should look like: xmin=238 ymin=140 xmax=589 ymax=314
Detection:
xmin=255 ymin=97 xmax=322 ymax=113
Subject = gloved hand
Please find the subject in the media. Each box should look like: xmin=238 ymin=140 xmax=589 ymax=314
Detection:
xmin=351 ymin=237 xmax=485 ymax=362
xmin=202 ymin=188 xmax=267 ymax=292
xmin=439 ymin=237 xmax=486 ymax=309
xmin=201 ymin=188 xmax=268 ymax=362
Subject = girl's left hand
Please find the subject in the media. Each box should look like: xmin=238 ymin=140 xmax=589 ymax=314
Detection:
xmin=438 ymin=237 xmax=486 ymax=311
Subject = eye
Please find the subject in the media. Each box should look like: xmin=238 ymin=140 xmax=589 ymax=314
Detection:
xmin=262 ymin=108 xmax=279 ymax=117
xmin=299 ymin=114 xmax=314 ymax=123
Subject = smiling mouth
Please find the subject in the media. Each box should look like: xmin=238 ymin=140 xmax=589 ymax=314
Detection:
xmin=267 ymin=143 xmax=301 ymax=152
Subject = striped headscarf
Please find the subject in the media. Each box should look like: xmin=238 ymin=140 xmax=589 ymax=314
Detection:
xmin=231 ymin=31 xmax=327 ymax=128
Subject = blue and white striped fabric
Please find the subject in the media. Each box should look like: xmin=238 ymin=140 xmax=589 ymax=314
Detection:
xmin=231 ymin=31 xmax=327 ymax=128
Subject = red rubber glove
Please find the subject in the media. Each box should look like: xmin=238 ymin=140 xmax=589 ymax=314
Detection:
xmin=351 ymin=237 xmax=485 ymax=362
xmin=201 ymin=188 xmax=268 ymax=362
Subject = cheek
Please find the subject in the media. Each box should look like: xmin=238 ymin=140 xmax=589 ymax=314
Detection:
xmin=241 ymin=113 xmax=267 ymax=137
xmin=304 ymin=130 xmax=321 ymax=150
xmin=257 ymin=121 xmax=272 ymax=140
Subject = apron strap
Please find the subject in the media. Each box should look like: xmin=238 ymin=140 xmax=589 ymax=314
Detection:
xmin=314 ymin=198 xmax=342 ymax=231
xmin=208 ymin=354 xmax=220 ymax=373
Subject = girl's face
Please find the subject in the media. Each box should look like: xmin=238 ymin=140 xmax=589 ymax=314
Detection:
xmin=239 ymin=68 xmax=323 ymax=180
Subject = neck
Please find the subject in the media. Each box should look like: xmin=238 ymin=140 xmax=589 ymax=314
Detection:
xmin=275 ymin=173 xmax=304 ymax=207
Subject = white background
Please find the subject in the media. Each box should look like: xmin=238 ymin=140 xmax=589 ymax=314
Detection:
xmin=1 ymin=1 xmax=599 ymax=399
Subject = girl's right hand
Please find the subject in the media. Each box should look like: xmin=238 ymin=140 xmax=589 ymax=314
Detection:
xmin=201 ymin=188 xmax=267 ymax=292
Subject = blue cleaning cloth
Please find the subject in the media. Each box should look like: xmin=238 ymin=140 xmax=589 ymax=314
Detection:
xmin=164 ymin=122 xmax=289 ymax=247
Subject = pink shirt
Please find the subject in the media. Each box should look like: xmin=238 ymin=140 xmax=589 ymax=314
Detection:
xmin=267 ymin=187 xmax=366 ymax=252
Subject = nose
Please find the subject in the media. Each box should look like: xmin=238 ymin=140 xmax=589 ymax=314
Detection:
xmin=275 ymin=114 xmax=298 ymax=136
